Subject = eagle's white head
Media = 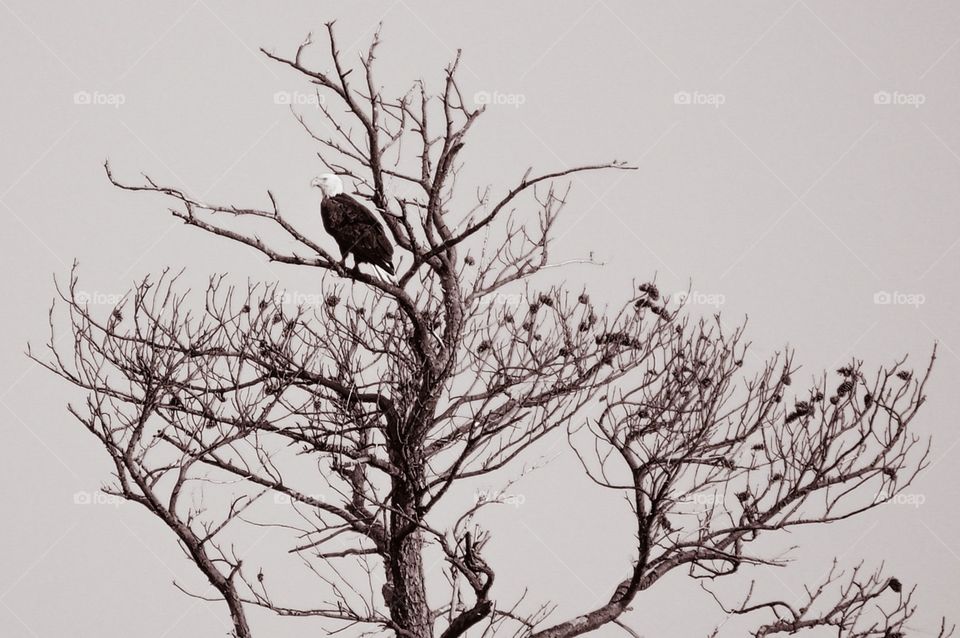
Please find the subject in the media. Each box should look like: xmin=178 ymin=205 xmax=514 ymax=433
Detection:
xmin=311 ymin=173 xmax=344 ymax=198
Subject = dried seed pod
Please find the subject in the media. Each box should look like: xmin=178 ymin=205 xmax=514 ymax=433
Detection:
xmin=638 ymin=282 xmax=660 ymax=300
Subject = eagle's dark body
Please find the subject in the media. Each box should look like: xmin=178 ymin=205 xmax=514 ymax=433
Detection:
xmin=320 ymin=193 xmax=395 ymax=275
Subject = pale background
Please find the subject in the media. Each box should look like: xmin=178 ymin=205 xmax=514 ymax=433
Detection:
xmin=1 ymin=1 xmax=959 ymax=636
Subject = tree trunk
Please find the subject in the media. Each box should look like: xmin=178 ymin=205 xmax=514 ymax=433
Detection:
xmin=388 ymin=479 xmax=433 ymax=638
xmin=224 ymin=590 xmax=253 ymax=638
xmin=389 ymin=528 xmax=432 ymax=638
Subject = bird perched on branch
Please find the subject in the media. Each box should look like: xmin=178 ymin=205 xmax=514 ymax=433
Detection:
xmin=312 ymin=174 xmax=395 ymax=275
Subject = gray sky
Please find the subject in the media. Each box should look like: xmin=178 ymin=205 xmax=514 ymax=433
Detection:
xmin=1 ymin=1 xmax=959 ymax=636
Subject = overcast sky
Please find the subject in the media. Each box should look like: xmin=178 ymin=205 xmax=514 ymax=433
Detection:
xmin=1 ymin=2 xmax=959 ymax=637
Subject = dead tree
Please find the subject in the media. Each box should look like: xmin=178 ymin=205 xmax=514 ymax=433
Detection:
xmin=35 ymin=24 xmax=952 ymax=638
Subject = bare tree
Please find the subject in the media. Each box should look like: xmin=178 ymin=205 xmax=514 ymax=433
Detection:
xmin=35 ymin=24 xmax=952 ymax=638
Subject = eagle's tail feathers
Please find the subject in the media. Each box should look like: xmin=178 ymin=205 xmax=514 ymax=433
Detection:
xmin=372 ymin=257 xmax=395 ymax=277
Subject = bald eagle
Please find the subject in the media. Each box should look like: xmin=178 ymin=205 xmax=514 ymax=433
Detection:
xmin=312 ymin=174 xmax=395 ymax=275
